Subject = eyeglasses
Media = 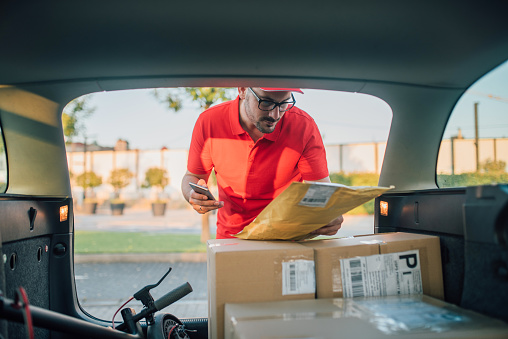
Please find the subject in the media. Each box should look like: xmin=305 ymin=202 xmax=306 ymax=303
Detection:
xmin=248 ymin=88 xmax=296 ymax=112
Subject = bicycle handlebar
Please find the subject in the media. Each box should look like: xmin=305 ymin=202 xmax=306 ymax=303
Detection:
xmin=116 ymin=282 xmax=193 ymax=332
xmin=154 ymin=282 xmax=193 ymax=312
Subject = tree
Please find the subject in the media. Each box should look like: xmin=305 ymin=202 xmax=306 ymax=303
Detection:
xmin=62 ymin=95 xmax=96 ymax=144
xmin=153 ymin=87 xmax=236 ymax=112
xmin=76 ymin=171 xmax=103 ymax=198
xmin=108 ymin=168 xmax=134 ymax=199
xmin=142 ymin=167 xmax=170 ymax=200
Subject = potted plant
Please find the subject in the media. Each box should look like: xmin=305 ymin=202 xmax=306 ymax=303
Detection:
xmin=142 ymin=167 xmax=170 ymax=216
xmin=75 ymin=171 xmax=103 ymax=214
xmin=107 ymin=168 xmax=133 ymax=215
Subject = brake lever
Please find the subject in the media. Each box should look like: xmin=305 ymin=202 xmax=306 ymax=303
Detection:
xmin=133 ymin=267 xmax=172 ymax=309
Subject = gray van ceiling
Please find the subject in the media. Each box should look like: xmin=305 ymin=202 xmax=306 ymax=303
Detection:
xmin=1 ymin=1 xmax=507 ymax=90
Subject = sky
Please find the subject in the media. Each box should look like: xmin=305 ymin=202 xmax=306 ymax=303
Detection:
xmin=442 ymin=60 xmax=508 ymax=140
xmin=78 ymin=61 xmax=508 ymax=150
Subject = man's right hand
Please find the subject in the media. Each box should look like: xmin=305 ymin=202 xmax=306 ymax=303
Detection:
xmin=188 ymin=178 xmax=224 ymax=214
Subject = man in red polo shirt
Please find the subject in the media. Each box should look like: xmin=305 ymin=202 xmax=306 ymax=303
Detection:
xmin=181 ymin=87 xmax=343 ymax=239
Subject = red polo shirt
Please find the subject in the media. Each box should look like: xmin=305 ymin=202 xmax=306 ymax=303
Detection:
xmin=188 ymin=96 xmax=328 ymax=238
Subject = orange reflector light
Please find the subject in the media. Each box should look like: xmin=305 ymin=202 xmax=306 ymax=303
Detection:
xmin=380 ymin=201 xmax=389 ymax=216
xmin=60 ymin=205 xmax=69 ymax=222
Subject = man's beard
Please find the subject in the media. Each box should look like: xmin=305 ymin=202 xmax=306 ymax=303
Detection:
xmin=255 ymin=117 xmax=279 ymax=134
xmin=245 ymin=95 xmax=280 ymax=134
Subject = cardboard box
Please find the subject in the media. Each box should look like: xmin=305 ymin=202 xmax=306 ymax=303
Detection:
xmin=207 ymin=239 xmax=315 ymax=339
xmin=225 ymin=295 xmax=508 ymax=339
xmin=300 ymin=232 xmax=444 ymax=300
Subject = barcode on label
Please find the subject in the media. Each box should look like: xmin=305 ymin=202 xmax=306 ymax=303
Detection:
xmin=282 ymin=260 xmax=315 ymax=295
xmin=289 ymin=263 xmax=297 ymax=292
xmin=350 ymin=259 xmax=365 ymax=297
xmin=298 ymin=185 xmax=336 ymax=207
xmin=300 ymin=197 xmax=327 ymax=204
xmin=341 ymin=250 xmax=422 ymax=298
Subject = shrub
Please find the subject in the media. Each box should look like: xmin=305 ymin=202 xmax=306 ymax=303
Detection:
xmin=142 ymin=167 xmax=169 ymax=190
xmin=482 ymin=159 xmax=506 ymax=173
xmin=75 ymin=171 xmax=102 ymax=200
xmin=108 ymin=168 xmax=133 ymax=199
xmin=329 ymin=172 xmax=353 ymax=186
xmin=329 ymin=172 xmax=380 ymax=215
xmin=438 ymin=172 xmax=508 ymax=188
xmin=76 ymin=171 xmax=103 ymax=190
xmin=142 ymin=167 xmax=170 ymax=201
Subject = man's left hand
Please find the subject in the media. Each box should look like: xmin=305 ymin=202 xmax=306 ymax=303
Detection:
xmin=310 ymin=215 xmax=344 ymax=236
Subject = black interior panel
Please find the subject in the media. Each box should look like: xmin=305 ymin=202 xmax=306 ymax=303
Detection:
xmin=375 ymin=185 xmax=508 ymax=321
xmin=3 ymin=237 xmax=51 ymax=339
xmin=0 ymin=197 xmax=74 ymax=338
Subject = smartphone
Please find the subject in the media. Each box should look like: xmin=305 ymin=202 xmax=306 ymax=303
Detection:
xmin=189 ymin=182 xmax=216 ymax=201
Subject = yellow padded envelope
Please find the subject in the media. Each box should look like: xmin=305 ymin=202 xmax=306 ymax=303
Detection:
xmin=235 ymin=182 xmax=393 ymax=241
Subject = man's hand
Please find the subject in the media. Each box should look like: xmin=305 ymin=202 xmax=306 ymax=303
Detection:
xmin=188 ymin=179 xmax=224 ymax=214
xmin=310 ymin=215 xmax=344 ymax=236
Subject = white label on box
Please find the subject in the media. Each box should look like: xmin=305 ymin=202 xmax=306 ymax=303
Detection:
xmin=298 ymin=185 xmax=336 ymax=207
xmin=340 ymin=250 xmax=422 ymax=298
xmin=282 ymin=260 xmax=316 ymax=295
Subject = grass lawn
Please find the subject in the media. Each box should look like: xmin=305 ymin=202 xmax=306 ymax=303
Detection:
xmin=75 ymin=231 xmax=211 ymax=254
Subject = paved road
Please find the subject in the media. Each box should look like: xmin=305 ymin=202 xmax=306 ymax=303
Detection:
xmin=73 ymin=207 xmax=374 ymax=322
xmin=75 ymin=262 xmax=208 ymax=321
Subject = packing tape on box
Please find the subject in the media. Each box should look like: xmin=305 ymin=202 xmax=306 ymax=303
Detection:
xmin=331 ymin=253 xmax=344 ymax=294
xmin=208 ymin=242 xmax=241 ymax=247
xmin=359 ymin=240 xmax=386 ymax=245
xmin=230 ymin=311 xmax=345 ymax=326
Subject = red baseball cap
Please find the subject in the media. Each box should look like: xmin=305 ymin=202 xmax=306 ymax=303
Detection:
xmin=260 ymin=88 xmax=304 ymax=94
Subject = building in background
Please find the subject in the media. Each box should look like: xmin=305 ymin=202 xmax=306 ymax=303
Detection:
xmin=67 ymin=137 xmax=508 ymax=205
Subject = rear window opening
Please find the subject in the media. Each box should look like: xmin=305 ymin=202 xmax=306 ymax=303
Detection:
xmin=65 ymin=87 xmax=392 ymax=320
xmin=437 ymin=60 xmax=508 ymax=188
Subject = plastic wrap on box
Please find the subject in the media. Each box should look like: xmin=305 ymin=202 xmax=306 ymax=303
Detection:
xmin=225 ymin=295 xmax=508 ymax=339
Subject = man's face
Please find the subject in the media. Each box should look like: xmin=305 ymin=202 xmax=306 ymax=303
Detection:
xmin=244 ymin=88 xmax=293 ymax=134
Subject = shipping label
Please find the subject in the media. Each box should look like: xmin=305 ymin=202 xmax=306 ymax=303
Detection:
xmin=298 ymin=185 xmax=337 ymax=207
xmin=282 ymin=260 xmax=316 ymax=295
xmin=340 ymin=250 xmax=422 ymax=298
